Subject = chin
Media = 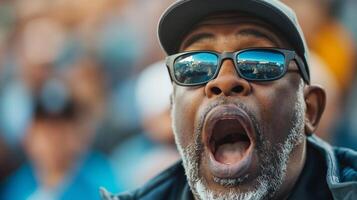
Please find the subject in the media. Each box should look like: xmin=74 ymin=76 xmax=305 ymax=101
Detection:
xmin=193 ymin=177 xmax=269 ymax=200
xmin=194 ymin=153 xmax=270 ymax=200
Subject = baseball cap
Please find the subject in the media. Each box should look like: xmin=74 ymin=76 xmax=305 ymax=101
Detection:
xmin=158 ymin=0 xmax=310 ymax=83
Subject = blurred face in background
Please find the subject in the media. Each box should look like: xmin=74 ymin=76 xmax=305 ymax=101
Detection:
xmin=22 ymin=60 xmax=105 ymax=187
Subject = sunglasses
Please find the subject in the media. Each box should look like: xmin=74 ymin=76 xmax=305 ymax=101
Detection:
xmin=166 ymin=48 xmax=309 ymax=86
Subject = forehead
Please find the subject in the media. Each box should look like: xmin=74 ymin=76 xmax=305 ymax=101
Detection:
xmin=180 ymin=13 xmax=290 ymax=51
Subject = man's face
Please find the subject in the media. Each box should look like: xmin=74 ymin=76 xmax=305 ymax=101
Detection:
xmin=171 ymin=15 xmax=309 ymax=200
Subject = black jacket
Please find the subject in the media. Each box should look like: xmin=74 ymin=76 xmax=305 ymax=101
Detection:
xmin=101 ymin=136 xmax=357 ymax=200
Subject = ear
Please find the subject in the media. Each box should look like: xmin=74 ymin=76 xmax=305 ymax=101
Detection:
xmin=304 ymin=85 xmax=326 ymax=136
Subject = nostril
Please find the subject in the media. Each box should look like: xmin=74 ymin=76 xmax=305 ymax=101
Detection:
xmin=211 ymin=87 xmax=222 ymax=95
xmin=232 ymin=85 xmax=244 ymax=93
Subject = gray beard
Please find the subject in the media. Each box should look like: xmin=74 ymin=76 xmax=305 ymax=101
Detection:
xmin=172 ymin=81 xmax=306 ymax=200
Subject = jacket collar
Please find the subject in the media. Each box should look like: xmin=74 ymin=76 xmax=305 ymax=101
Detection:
xmin=307 ymin=135 xmax=357 ymax=199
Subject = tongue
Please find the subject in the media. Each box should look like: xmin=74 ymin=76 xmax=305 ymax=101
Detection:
xmin=214 ymin=141 xmax=250 ymax=164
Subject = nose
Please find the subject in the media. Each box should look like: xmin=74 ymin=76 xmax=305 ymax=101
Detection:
xmin=205 ymin=59 xmax=251 ymax=98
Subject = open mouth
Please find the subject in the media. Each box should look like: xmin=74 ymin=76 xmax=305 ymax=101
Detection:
xmin=210 ymin=119 xmax=251 ymax=165
xmin=203 ymin=104 xmax=256 ymax=179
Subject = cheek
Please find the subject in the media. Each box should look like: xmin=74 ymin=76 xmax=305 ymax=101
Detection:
xmin=172 ymin=87 xmax=205 ymax=147
xmin=253 ymin=80 xmax=302 ymax=141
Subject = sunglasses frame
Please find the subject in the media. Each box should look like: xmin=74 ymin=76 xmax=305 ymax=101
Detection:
xmin=165 ymin=48 xmax=310 ymax=86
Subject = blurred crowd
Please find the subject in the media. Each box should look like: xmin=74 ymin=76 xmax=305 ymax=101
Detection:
xmin=0 ymin=0 xmax=356 ymax=199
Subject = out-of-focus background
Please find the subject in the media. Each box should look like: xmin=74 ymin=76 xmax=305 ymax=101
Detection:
xmin=0 ymin=0 xmax=356 ymax=199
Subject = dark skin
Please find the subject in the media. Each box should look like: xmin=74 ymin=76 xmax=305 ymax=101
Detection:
xmin=171 ymin=15 xmax=326 ymax=199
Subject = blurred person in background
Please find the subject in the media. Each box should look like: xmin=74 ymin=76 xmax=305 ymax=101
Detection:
xmin=111 ymin=61 xmax=180 ymax=190
xmin=282 ymin=0 xmax=357 ymax=144
xmin=0 ymin=62 xmax=121 ymax=200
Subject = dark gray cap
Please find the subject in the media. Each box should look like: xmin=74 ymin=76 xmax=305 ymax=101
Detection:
xmin=158 ymin=0 xmax=310 ymax=82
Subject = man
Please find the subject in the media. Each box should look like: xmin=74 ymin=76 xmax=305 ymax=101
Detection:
xmin=101 ymin=0 xmax=357 ymax=199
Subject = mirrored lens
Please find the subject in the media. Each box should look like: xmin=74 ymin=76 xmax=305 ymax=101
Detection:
xmin=237 ymin=50 xmax=285 ymax=80
xmin=174 ymin=52 xmax=218 ymax=84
